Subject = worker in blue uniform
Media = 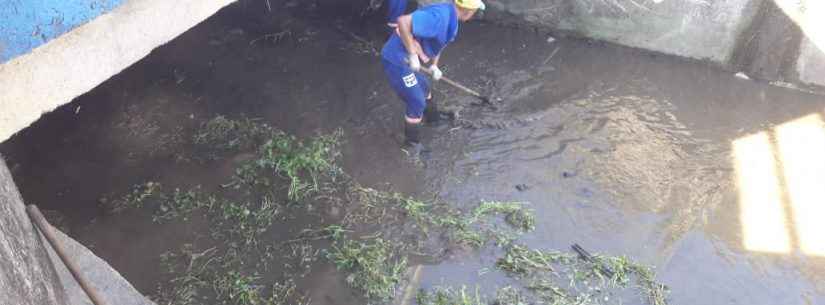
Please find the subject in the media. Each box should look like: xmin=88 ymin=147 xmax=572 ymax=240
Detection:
xmin=386 ymin=0 xmax=409 ymax=28
xmin=381 ymin=0 xmax=485 ymax=155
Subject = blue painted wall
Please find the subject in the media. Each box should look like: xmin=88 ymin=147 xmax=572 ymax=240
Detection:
xmin=1 ymin=0 xmax=126 ymax=63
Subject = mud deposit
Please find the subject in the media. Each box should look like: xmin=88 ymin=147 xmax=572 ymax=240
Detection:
xmin=3 ymin=1 xmax=825 ymax=305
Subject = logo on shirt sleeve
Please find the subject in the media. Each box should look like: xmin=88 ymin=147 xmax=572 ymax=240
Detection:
xmin=402 ymin=73 xmax=418 ymax=88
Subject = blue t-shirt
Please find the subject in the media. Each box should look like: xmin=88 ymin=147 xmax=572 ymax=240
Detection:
xmin=381 ymin=3 xmax=459 ymax=66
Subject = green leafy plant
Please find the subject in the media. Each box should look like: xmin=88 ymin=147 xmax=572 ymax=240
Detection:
xmin=154 ymin=186 xmax=218 ymax=222
xmin=326 ymin=238 xmax=407 ymax=301
xmin=416 ymin=286 xmax=484 ymax=305
xmin=193 ymin=116 xmax=279 ymax=159
xmin=232 ymin=130 xmax=342 ymax=201
xmin=100 ymin=181 xmax=162 ymax=213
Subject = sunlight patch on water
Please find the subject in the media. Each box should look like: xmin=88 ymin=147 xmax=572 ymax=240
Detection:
xmin=735 ymin=113 xmax=825 ymax=256
xmin=733 ymin=132 xmax=791 ymax=254
xmin=775 ymin=114 xmax=825 ymax=257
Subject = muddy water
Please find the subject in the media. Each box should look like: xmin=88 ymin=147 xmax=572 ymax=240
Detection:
xmin=3 ymin=1 xmax=825 ymax=305
xmin=422 ymin=26 xmax=825 ymax=305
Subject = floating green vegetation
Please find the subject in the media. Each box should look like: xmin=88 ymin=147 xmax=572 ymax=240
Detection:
xmin=100 ymin=183 xmax=217 ymax=223
xmin=100 ymin=181 xmax=163 ymax=214
xmin=432 ymin=201 xmax=535 ymax=248
xmin=157 ymin=245 xmax=310 ymax=305
xmin=108 ymin=117 xmax=347 ymax=305
xmin=415 ymin=286 xmax=485 ymax=305
xmin=212 ymin=198 xmax=280 ymax=247
xmin=497 ymin=245 xmax=575 ymax=275
xmin=344 ymin=188 xmax=537 ymax=249
xmin=231 ymin=128 xmax=342 ymax=201
xmin=471 ymin=201 xmax=536 ymax=232
xmin=325 ymin=237 xmax=408 ymax=301
xmin=106 ymin=115 xmax=670 ymax=305
xmin=496 ymin=245 xmax=670 ymax=305
xmin=193 ymin=116 xmax=279 ymax=159
xmin=154 ymin=186 xmax=220 ymax=223
xmin=494 ymin=286 xmax=529 ymax=305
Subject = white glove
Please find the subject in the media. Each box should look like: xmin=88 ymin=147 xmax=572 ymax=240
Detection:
xmin=431 ymin=65 xmax=443 ymax=81
xmin=408 ymin=53 xmax=421 ymax=72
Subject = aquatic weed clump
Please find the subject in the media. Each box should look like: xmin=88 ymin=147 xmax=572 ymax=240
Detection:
xmin=325 ymin=238 xmax=408 ymax=301
xmin=416 ymin=286 xmax=485 ymax=305
xmin=193 ymin=116 xmax=280 ymax=158
xmin=108 ymin=117 xmax=348 ymax=305
xmin=157 ymin=245 xmax=310 ymax=305
xmin=99 ymin=181 xmax=163 ymax=213
xmin=106 ymin=114 xmax=670 ymax=305
xmin=472 ymin=201 xmax=536 ymax=232
xmin=496 ymin=244 xmax=574 ymax=276
xmin=231 ymin=128 xmax=343 ymax=201
xmin=494 ymin=286 xmax=529 ymax=305
xmin=495 ymin=244 xmax=670 ymax=305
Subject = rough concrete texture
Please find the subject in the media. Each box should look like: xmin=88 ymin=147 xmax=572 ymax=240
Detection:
xmin=43 ymin=229 xmax=157 ymax=305
xmin=0 ymin=0 xmax=237 ymax=143
xmin=0 ymin=156 xmax=68 ymax=305
xmin=797 ymin=37 xmax=825 ymax=87
xmin=730 ymin=0 xmax=802 ymax=82
xmin=482 ymin=0 xmax=762 ymax=63
xmin=774 ymin=0 xmax=825 ymax=87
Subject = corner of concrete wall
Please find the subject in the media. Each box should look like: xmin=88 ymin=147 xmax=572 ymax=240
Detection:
xmin=0 ymin=0 xmax=238 ymax=143
xmin=0 ymin=156 xmax=69 ymax=305
xmin=797 ymin=37 xmax=825 ymax=87
xmin=44 ymin=229 xmax=157 ymax=305
xmin=569 ymin=0 xmax=764 ymax=64
xmin=435 ymin=0 xmax=764 ymax=65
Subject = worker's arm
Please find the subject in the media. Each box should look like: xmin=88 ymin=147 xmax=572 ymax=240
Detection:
xmin=432 ymin=53 xmax=441 ymax=67
xmin=397 ymin=14 xmax=430 ymax=69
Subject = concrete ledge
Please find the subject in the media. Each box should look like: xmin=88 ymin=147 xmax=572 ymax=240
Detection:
xmin=481 ymin=0 xmax=762 ymax=64
xmin=43 ymin=229 xmax=156 ymax=305
xmin=0 ymin=157 xmax=68 ymax=305
xmin=0 ymin=0 xmax=237 ymax=143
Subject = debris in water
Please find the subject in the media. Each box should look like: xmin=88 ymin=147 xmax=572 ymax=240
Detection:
xmin=572 ymin=243 xmax=614 ymax=278
xmin=416 ymin=286 xmax=484 ymax=305
xmin=326 ymin=238 xmax=408 ymax=301
xmin=547 ymin=36 xmax=556 ymax=44
xmin=542 ymin=47 xmax=561 ymax=66
xmin=734 ymin=72 xmax=750 ymax=80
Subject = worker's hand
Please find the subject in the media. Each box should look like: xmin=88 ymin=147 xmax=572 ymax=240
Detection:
xmin=431 ymin=65 xmax=443 ymax=81
xmin=408 ymin=53 xmax=421 ymax=72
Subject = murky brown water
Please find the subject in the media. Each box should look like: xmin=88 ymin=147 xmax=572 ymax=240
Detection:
xmin=423 ymin=24 xmax=825 ymax=305
xmin=2 ymin=1 xmax=825 ymax=305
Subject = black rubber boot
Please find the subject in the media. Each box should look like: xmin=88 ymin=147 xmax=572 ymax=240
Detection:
xmin=404 ymin=121 xmax=422 ymax=146
xmin=402 ymin=121 xmax=427 ymax=161
xmin=423 ymin=96 xmax=441 ymax=125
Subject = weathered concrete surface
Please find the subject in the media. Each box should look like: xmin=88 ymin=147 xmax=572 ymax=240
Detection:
xmin=482 ymin=0 xmax=763 ymax=63
xmin=0 ymin=0 xmax=237 ymax=143
xmin=422 ymin=0 xmax=825 ymax=88
xmin=797 ymin=38 xmax=825 ymax=87
xmin=774 ymin=0 xmax=825 ymax=87
xmin=0 ymin=156 xmax=68 ymax=305
xmin=44 ymin=229 xmax=157 ymax=305
xmin=0 ymin=0 xmax=126 ymax=63
xmin=730 ymin=0 xmax=802 ymax=82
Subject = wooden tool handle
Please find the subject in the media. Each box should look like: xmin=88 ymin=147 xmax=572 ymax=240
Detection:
xmin=420 ymin=66 xmax=484 ymax=98
xmin=27 ymin=205 xmax=109 ymax=305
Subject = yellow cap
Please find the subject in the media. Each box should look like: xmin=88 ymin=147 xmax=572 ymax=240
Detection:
xmin=455 ymin=0 xmax=485 ymax=10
